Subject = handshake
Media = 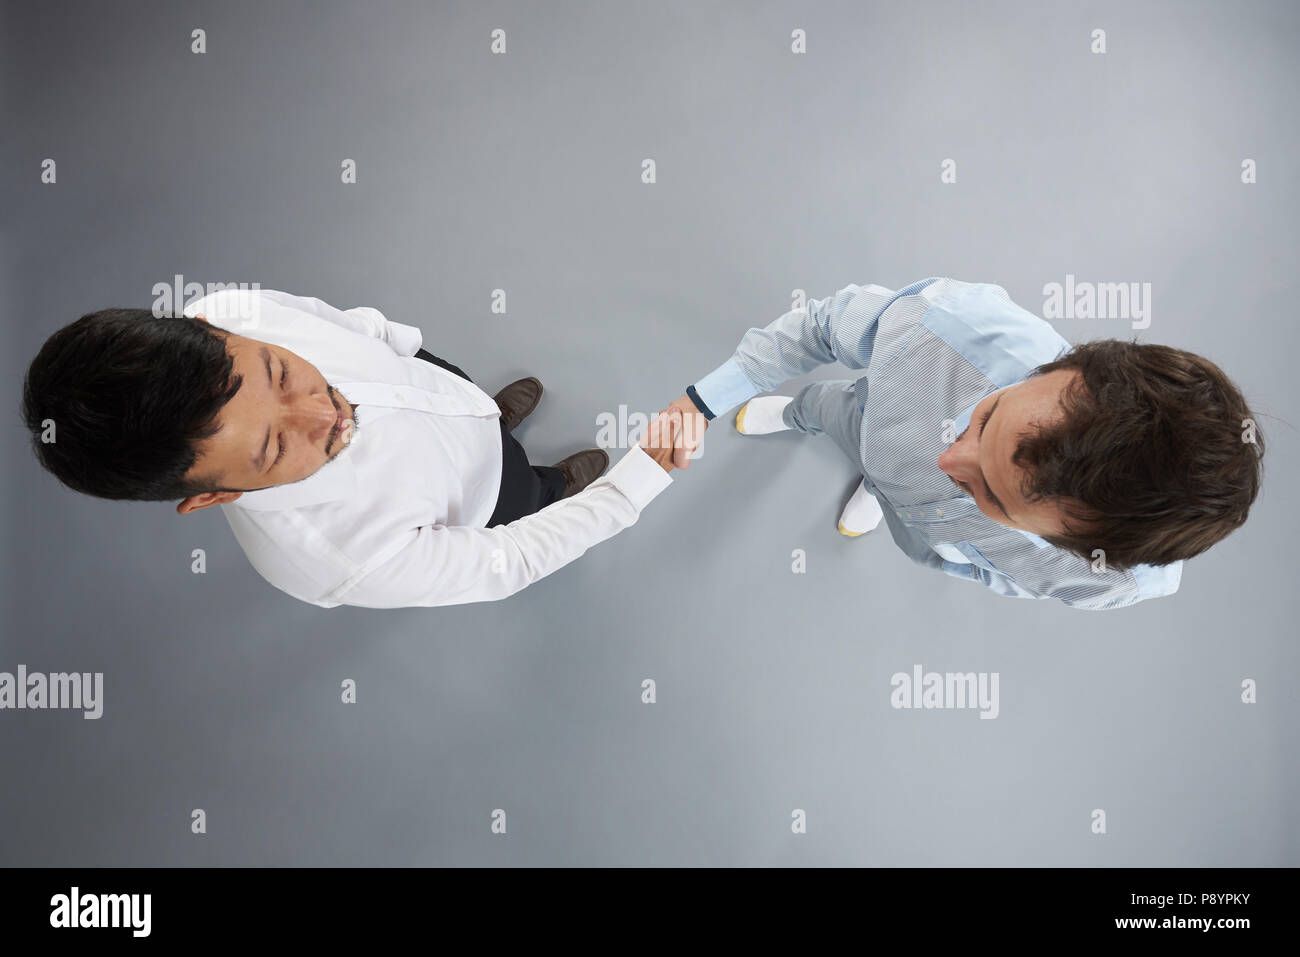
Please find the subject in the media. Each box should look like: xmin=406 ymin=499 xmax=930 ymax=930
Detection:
xmin=636 ymin=395 xmax=711 ymax=473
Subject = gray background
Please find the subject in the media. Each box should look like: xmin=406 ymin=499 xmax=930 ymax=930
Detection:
xmin=1 ymin=0 xmax=1295 ymax=866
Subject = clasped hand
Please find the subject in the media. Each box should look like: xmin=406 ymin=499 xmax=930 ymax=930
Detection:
xmin=637 ymin=395 xmax=710 ymax=473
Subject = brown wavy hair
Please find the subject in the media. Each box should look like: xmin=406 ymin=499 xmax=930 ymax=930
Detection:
xmin=1014 ymin=340 xmax=1264 ymax=570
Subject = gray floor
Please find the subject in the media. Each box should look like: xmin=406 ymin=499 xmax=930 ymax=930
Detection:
xmin=2 ymin=0 xmax=1296 ymax=865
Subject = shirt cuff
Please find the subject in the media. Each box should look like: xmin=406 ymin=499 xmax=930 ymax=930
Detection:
xmin=598 ymin=444 xmax=673 ymax=511
xmin=692 ymin=358 xmax=760 ymax=419
xmin=385 ymin=320 xmax=424 ymax=357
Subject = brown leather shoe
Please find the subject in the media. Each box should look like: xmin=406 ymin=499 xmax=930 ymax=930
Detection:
xmin=552 ymin=448 xmax=609 ymax=497
xmin=493 ymin=377 xmax=543 ymax=431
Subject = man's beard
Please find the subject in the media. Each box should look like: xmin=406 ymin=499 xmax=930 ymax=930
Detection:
xmin=322 ymin=385 xmax=358 ymax=463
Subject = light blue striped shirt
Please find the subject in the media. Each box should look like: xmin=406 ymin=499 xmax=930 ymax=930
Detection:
xmin=692 ymin=277 xmax=1182 ymax=610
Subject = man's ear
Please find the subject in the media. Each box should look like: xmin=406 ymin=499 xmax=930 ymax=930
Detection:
xmin=194 ymin=313 xmax=207 ymax=322
xmin=176 ymin=489 xmax=241 ymax=514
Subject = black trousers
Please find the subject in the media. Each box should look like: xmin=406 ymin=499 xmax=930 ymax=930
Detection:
xmin=413 ymin=348 xmax=566 ymax=526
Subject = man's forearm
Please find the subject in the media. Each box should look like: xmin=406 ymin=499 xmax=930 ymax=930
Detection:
xmin=334 ymin=445 xmax=674 ymax=609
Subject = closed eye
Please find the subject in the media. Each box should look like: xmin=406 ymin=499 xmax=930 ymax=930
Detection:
xmin=976 ymin=398 xmax=1009 ymax=518
xmin=271 ymin=361 xmax=289 ymax=466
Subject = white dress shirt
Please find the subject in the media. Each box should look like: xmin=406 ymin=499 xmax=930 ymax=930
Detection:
xmin=182 ymin=288 xmax=672 ymax=608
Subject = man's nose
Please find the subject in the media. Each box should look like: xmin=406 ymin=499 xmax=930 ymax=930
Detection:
xmin=287 ymin=393 xmax=336 ymax=440
xmin=937 ymin=431 xmax=975 ymax=483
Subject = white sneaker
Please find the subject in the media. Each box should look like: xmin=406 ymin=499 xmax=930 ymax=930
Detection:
xmin=838 ymin=481 xmax=883 ymax=537
xmin=735 ymin=396 xmax=793 ymax=435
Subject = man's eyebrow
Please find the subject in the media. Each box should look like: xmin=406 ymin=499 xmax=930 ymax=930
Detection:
xmin=251 ymin=347 xmax=273 ymax=472
xmin=977 ymin=395 xmax=1011 ymax=518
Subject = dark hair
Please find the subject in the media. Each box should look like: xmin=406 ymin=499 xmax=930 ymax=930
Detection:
xmin=1014 ymin=339 xmax=1264 ymax=570
xmin=20 ymin=309 xmax=243 ymax=501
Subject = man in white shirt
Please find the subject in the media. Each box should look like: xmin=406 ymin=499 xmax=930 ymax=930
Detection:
xmin=20 ymin=288 xmax=683 ymax=608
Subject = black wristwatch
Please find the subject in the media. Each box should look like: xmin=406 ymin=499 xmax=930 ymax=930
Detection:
xmin=685 ymin=385 xmax=715 ymax=421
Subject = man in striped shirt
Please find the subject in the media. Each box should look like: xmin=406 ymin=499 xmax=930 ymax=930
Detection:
xmin=665 ymin=277 xmax=1263 ymax=610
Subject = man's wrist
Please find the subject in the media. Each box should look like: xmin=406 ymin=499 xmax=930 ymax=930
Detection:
xmin=619 ymin=443 xmax=676 ymax=490
xmin=685 ymin=385 xmax=715 ymax=420
xmin=692 ymin=359 xmax=760 ymax=419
